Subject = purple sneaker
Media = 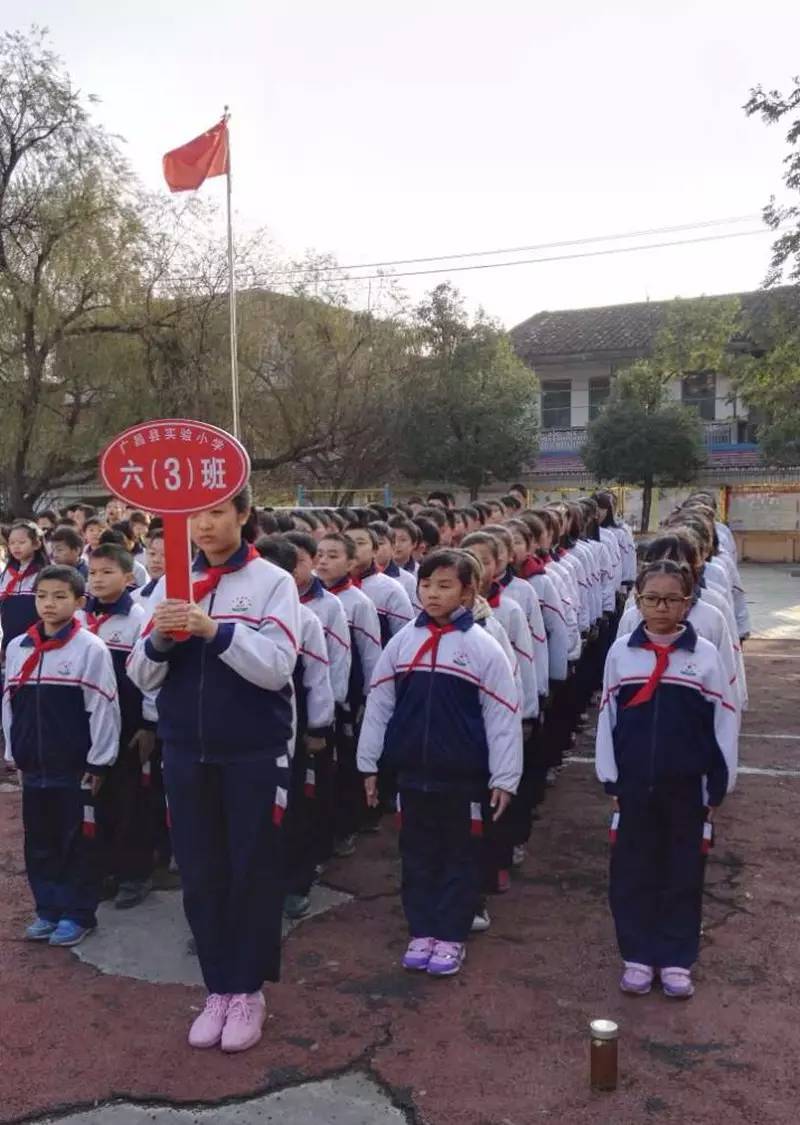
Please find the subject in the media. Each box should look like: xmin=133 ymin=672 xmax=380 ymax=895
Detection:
xmin=427 ymin=940 xmax=466 ymax=977
xmin=661 ymin=967 xmax=695 ymax=999
xmin=619 ymin=962 xmax=654 ymax=995
xmin=402 ymin=937 xmax=435 ymax=970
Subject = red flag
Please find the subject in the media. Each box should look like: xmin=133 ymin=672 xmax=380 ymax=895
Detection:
xmin=163 ymin=119 xmax=229 ymax=193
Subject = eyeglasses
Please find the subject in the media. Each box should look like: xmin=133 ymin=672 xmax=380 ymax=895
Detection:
xmin=636 ymin=594 xmax=689 ymax=609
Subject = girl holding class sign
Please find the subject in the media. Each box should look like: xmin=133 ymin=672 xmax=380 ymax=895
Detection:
xmin=127 ymin=484 xmax=301 ymax=1053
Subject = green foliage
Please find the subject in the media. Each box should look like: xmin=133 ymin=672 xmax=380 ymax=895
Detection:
xmin=744 ymin=78 xmax=800 ymax=286
xmin=733 ymin=316 xmax=800 ymax=465
xmin=397 ymin=284 xmax=539 ymax=498
xmin=653 ymin=296 xmax=741 ymax=379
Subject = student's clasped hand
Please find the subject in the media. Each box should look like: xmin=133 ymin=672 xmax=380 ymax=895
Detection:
xmin=152 ymin=600 xmax=218 ymax=641
xmin=363 ymin=774 xmax=379 ymax=807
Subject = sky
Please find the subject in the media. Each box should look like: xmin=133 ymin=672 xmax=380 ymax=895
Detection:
xmin=5 ymin=0 xmax=800 ymax=328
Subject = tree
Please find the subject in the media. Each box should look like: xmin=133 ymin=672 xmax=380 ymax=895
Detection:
xmin=744 ymin=78 xmax=800 ymax=286
xmin=0 ymin=27 xmax=145 ymax=513
xmin=582 ymin=362 xmax=704 ymax=531
xmin=398 ymin=283 xmax=539 ymax=499
xmin=732 ymin=297 xmax=800 ymax=466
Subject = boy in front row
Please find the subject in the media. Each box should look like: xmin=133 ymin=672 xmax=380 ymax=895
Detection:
xmin=357 ymin=549 xmax=522 ymax=977
xmin=2 ymin=566 xmax=120 ymax=946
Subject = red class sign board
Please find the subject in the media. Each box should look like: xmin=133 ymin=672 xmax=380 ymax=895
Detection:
xmin=100 ymin=419 xmax=251 ymax=605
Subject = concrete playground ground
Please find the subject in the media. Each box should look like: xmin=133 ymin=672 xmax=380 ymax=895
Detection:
xmin=1 ymin=563 xmax=799 ymax=1125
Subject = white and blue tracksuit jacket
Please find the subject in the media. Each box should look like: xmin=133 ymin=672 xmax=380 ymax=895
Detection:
xmin=3 ymin=623 xmax=121 ymax=784
xmin=295 ymin=604 xmax=336 ymax=736
xmin=0 ymin=561 xmax=42 ymax=655
xmin=384 ymin=559 xmax=421 ymax=614
xmin=357 ymin=609 xmax=523 ymax=797
xmin=300 ymin=577 xmax=351 ymax=706
xmin=488 ymin=587 xmax=539 ymax=719
xmin=499 ymin=568 xmax=549 ymax=698
xmin=617 ymin=596 xmax=745 ymax=713
xmin=329 ymin=581 xmax=382 ymax=712
xmin=359 ymin=567 xmax=414 ymax=646
xmin=82 ymin=593 xmax=147 ymax=736
xmin=126 ymin=547 xmax=300 ymax=762
xmin=595 ymin=621 xmax=739 ymax=807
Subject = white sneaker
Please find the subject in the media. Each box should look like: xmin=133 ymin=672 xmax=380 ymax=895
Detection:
xmin=471 ymin=910 xmax=491 ymax=932
xmin=512 ymin=845 xmax=526 ymax=867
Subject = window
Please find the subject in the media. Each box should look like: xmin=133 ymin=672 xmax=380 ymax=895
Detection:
xmin=682 ymin=372 xmax=717 ymax=421
xmin=541 ymin=380 xmax=572 ymax=429
xmin=589 ymin=377 xmax=610 ymax=420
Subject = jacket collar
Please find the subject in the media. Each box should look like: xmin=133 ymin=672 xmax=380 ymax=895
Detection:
xmin=21 ymin=617 xmax=78 ymax=647
xmin=414 ymin=606 xmax=474 ymax=632
xmin=193 ymin=540 xmax=249 ymax=573
xmin=627 ymin=619 xmax=697 ymax=652
xmin=86 ymin=591 xmax=134 ymax=617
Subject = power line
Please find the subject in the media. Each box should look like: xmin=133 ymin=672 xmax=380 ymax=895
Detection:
xmin=270 ymin=213 xmax=762 ymax=276
xmin=276 ymin=226 xmax=778 ymax=283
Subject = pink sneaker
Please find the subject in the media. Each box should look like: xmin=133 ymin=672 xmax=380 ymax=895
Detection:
xmin=427 ymin=940 xmax=466 ymax=976
xmin=221 ymin=991 xmax=266 ymax=1053
xmin=661 ymin=967 xmax=695 ymax=999
xmin=402 ymin=937 xmax=436 ymax=970
xmin=620 ymin=962 xmax=654 ymax=995
xmin=188 ymin=993 xmax=231 ymax=1048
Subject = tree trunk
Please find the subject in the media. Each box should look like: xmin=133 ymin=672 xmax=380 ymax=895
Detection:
xmin=640 ymin=474 xmax=654 ymax=533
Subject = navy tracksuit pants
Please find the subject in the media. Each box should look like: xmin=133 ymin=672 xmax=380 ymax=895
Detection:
xmin=163 ymin=749 xmax=288 ymax=995
xmin=399 ymin=788 xmax=483 ymax=943
xmin=610 ymin=779 xmax=708 ymax=970
xmin=22 ymin=784 xmax=99 ymax=929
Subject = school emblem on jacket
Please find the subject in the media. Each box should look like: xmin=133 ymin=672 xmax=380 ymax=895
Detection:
xmin=56 ymin=661 xmax=72 ymax=677
xmin=679 ymin=662 xmax=698 ymax=677
xmin=231 ymin=594 xmax=252 ymax=612
xmin=109 ymin=631 xmax=123 ymax=645
xmin=451 ymin=649 xmax=470 ymax=668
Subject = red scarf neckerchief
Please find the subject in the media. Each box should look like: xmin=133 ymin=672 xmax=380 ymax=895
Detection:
xmin=0 ymin=560 xmax=36 ymax=602
xmin=517 ymin=555 xmax=545 ymax=580
xmin=351 ymin=563 xmax=377 ymax=590
xmin=12 ymin=618 xmax=81 ymax=695
xmin=85 ymin=611 xmax=112 ymax=635
xmin=327 ymin=576 xmax=352 ymax=597
xmin=405 ymin=621 xmax=457 ymax=677
xmin=487 ymin=582 xmax=502 ymax=610
xmin=624 ymin=639 xmax=681 ymax=709
xmin=191 ymin=543 xmax=259 ymax=605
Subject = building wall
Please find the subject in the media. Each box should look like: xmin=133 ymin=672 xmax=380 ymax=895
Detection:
xmin=538 ymin=362 xmax=745 ymax=428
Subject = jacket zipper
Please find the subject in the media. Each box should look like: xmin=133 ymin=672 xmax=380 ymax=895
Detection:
xmin=197 ymin=591 xmax=216 ymax=762
xmin=649 ymin=677 xmax=660 ymax=793
xmin=421 ymin=640 xmax=437 ymax=792
xmin=36 ymin=655 xmax=45 ymax=786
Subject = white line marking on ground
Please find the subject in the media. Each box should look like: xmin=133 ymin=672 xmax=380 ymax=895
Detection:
xmin=565 ymin=756 xmax=800 ymax=779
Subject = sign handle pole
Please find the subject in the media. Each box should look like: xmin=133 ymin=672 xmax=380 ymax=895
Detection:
xmin=163 ymin=513 xmax=192 ymax=641
xmin=224 ymin=106 xmax=241 ymax=440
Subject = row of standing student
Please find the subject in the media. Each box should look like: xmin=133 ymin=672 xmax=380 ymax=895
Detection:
xmin=1 ymin=486 xmax=747 ymax=1053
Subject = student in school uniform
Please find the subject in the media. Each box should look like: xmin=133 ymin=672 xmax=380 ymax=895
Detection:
xmin=100 ymin=528 xmax=149 ymax=589
xmin=50 ymin=526 xmax=89 ymax=580
xmin=282 ymin=530 xmax=350 ymax=873
xmin=682 ymin=503 xmax=750 ymax=640
xmin=358 ymin=549 xmax=522 ymax=976
xmin=84 ymin=543 xmax=154 ymax=909
xmin=81 ymin=517 xmax=106 ymax=566
xmin=462 ymin=531 xmax=538 ymax=886
xmin=3 ymin=565 xmax=120 ymax=946
xmin=370 ymin=521 xmax=420 ymax=612
xmin=127 ymin=485 xmax=300 ymax=1054
xmin=315 ymin=532 xmax=382 ymax=855
xmin=617 ymin=533 xmax=745 ymax=713
xmin=129 ymin=527 xmax=169 ymax=872
xmin=1 ymin=521 xmax=50 ymax=659
xmin=257 ymin=536 xmax=335 ymax=920
xmin=413 ymin=517 xmax=442 ymax=563
xmin=132 ymin=529 xmax=166 ymax=610
xmin=345 ymin=525 xmax=414 ymax=646
xmin=596 ymin=560 xmax=738 ymax=999
xmin=388 ymin=516 xmax=421 ymax=577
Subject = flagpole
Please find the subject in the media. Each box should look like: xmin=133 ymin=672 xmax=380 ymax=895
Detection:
xmin=224 ymin=106 xmax=241 ymax=440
